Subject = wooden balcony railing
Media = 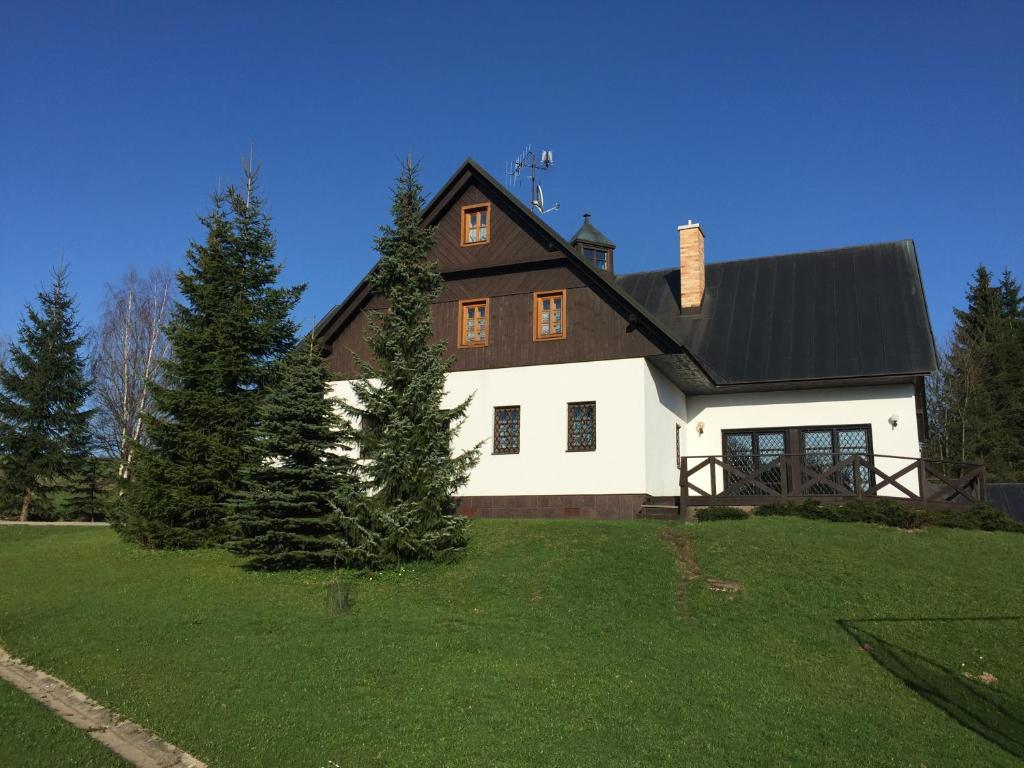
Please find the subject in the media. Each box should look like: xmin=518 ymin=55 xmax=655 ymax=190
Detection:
xmin=680 ymin=452 xmax=986 ymax=513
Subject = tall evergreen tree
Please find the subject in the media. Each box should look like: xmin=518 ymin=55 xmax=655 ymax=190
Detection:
xmin=927 ymin=264 xmax=1024 ymax=480
xmin=116 ymin=167 xmax=304 ymax=547
xmin=0 ymin=265 xmax=92 ymax=520
xmin=989 ymin=269 xmax=1024 ymax=478
xmin=228 ymin=341 xmax=361 ymax=570
xmin=347 ymin=159 xmax=479 ymax=566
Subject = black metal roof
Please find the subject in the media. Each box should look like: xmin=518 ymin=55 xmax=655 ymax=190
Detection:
xmin=570 ymin=214 xmax=616 ymax=249
xmin=318 ymin=158 xmax=937 ymax=391
xmin=616 ymin=240 xmax=937 ymax=385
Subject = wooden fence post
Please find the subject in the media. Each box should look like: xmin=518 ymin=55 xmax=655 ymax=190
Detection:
xmin=679 ymin=457 xmax=688 ymax=519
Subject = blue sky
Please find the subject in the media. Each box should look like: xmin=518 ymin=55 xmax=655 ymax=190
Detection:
xmin=1 ymin=1 xmax=1021 ymax=344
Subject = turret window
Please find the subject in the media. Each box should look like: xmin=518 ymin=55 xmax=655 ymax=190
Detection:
xmin=570 ymin=213 xmax=615 ymax=273
xmin=582 ymin=247 xmax=609 ymax=270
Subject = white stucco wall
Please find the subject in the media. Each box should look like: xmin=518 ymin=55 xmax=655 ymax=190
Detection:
xmin=643 ymin=363 xmax=688 ymax=496
xmin=330 ymin=366 xmax=921 ymax=501
xmin=330 ymin=358 xmax=653 ymax=497
xmin=685 ymin=384 xmax=922 ymax=498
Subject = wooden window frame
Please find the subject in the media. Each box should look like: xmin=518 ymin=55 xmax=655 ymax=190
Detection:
xmin=721 ymin=427 xmax=791 ymax=462
xmin=492 ymin=405 xmax=520 ymax=455
xmin=460 ymin=203 xmax=491 ymax=247
xmin=567 ymin=401 xmax=597 ymax=452
xmin=533 ymin=289 xmax=567 ymax=341
xmin=797 ymin=424 xmax=875 ymax=460
xmin=720 ymin=425 xmax=875 ymax=460
xmin=457 ymin=297 xmax=490 ymax=349
xmin=582 ymin=246 xmax=609 ymax=271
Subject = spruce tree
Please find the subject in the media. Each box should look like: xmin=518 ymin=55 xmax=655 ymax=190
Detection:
xmin=989 ymin=270 xmax=1024 ymax=479
xmin=228 ymin=341 xmax=362 ymax=570
xmin=116 ymin=168 xmax=304 ymax=547
xmin=928 ymin=264 xmax=1024 ymax=481
xmin=68 ymin=453 xmax=110 ymax=522
xmin=347 ymin=159 xmax=479 ymax=566
xmin=0 ymin=265 xmax=92 ymax=520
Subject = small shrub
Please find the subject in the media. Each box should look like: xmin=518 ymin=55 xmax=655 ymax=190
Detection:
xmin=696 ymin=506 xmax=748 ymax=522
xmin=755 ymin=500 xmax=821 ymax=518
xmin=840 ymin=499 xmax=924 ymax=529
xmin=922 ymin=504 xmax=1022 ymax=533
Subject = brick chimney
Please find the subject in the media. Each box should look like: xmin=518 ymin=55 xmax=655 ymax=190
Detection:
xmin=678 ymin=220 xmax=705 ymax=310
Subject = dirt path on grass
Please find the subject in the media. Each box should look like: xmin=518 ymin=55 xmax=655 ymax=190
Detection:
xmin=0 ymin=646 xmax=206 ymax=768
xmin=660 ymin=527 xmax=702 ymax=616
xmin=660 ymin=527 xmax=743 ymax=616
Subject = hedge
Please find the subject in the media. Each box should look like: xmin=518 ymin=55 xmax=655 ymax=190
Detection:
xmin=695 ymin=506 xmax=748 ymax=522
xmin=749 ymin=498 xmax=1021 ymax=533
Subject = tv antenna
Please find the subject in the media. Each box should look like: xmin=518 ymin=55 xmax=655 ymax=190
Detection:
xmin=505 ymin=146 xmax=560 ymax=214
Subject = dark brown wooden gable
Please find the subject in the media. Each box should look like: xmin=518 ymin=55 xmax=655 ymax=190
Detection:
xmin=324 ymin=261 xmax=670 ymax=380
xmin=428 ymin=176 xmax=562 ymax=273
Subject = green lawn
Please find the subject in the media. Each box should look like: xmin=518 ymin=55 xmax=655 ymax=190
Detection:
xmin=0 ymin=676 xmax=127 ymax=767
xmin=0 ymin=518 xmax=1022 ymax=767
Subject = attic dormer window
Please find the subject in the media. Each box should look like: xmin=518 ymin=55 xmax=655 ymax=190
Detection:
xmin=461 ymin=203 xmax=490 ymax=246
xmin=582 ymin=247 xmax=609 ymax=270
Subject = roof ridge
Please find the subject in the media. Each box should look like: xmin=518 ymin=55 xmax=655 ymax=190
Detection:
xmin=710 ymin=239 xmax=915 ymax=267
xmin=616 ymin=239 xmax=916 ymax=277
xmin=615 ymin=266 xmax=677 ymax=279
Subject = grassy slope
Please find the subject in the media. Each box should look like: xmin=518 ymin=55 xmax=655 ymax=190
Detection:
xmin=0 ymin=519 xmax=1021 ymax=767
xmin=0 ymin=679 xmax=127 ymax=767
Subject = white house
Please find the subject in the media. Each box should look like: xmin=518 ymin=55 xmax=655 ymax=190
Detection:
xmin=317 ymin=160 xmax=939 ymax=519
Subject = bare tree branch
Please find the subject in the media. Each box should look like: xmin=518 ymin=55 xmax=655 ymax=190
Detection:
xmin=90 ymin=268 xmax=174 ymax=483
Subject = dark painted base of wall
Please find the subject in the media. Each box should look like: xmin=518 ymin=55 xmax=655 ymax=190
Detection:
xmin=457 ymin=494 xmax=646 ymax=520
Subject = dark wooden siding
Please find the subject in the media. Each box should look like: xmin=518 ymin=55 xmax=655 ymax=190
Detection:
xmin=430 ymin=182 xmax=559 ymax=273
xmin=325 ymin=262 xmax=666 ymax=379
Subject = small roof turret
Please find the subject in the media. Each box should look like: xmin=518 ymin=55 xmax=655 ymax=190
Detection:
xmin=570 ymin=213 xmax=616 ymax=249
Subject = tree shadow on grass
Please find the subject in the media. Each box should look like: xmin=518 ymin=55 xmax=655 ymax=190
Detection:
xmin=837 ymin=616 xmax=1024 ymax=759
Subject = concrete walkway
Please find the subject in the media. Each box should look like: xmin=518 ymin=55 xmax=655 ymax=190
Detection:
xmin=0 ymin=647 xmax=206 ymax=767
xmin=0 ymin=520 xmax=110 ymax=526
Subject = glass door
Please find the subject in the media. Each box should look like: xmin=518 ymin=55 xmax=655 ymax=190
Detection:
xmin=800 ymin=427 xmax=871 ymax=494
xmin=723 ymin=430 xmax=787 ymax=496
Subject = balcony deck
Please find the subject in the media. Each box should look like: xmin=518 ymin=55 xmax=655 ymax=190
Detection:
xmin=679 ymin=452 xmax=986 ymax=516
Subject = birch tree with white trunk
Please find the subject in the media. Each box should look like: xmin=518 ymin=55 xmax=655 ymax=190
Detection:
xmin=91 ymin=268 xmax=173 ymax=483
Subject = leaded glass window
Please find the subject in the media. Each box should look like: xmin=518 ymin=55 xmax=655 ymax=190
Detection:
xmin=567 ymin=401 xmax=596 ymax=452
xmin=493 ymin=406 xmax=520 ymax=454
xmin=723 ymin=430 xmax=786 ymax=495
xmin=801 ymin=427 xmax=871 ymax=494
xmin=359 ymin=413 xmax=382 ymax=459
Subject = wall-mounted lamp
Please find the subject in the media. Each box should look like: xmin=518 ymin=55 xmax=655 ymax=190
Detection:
xmin=696 ymin=421 xmax=705 ymax=435
xmin=888 ymin=414 xmax=899 ymax=429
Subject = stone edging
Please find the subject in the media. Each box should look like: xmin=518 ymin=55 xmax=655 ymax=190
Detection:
xmin=0 ymin=520 xmax=110 ymax=526
xmin=0 ymin=647 xmax=207 ymax=768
